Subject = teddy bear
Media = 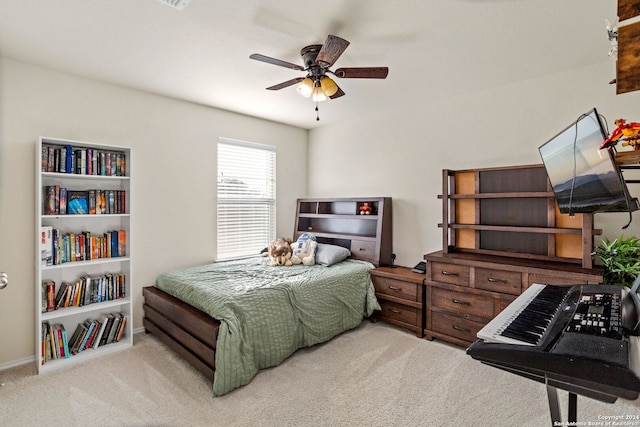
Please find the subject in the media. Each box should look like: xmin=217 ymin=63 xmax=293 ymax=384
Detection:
xmin=265 ymin=237 xmax=293 ymax=266
xmin=290 ymin=233 xmax=318 ymax=266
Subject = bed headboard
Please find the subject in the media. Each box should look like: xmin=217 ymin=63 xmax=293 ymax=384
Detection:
xmin=293 ymin=197 xmax=393 ymax=267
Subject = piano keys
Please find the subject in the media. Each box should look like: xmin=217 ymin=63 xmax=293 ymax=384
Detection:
xmin=477 ymin=284 xmax=572 ymax=346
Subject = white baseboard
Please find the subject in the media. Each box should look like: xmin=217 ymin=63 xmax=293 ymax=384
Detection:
xmin=0 ymin=355 xmax=34 ymax=371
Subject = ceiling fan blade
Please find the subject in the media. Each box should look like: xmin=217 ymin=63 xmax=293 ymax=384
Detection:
xmin=266 ymin=77 xmax=304 ymax=90
xmin=329 ymin=86 xmax=345 ymax=99
xmin=334 ymin=67 xmax=389 ymax=79
xmin=250 ymin=53 xmax=305 ymax=71
xmin=316 ymin=35 xmax=350 ymax=68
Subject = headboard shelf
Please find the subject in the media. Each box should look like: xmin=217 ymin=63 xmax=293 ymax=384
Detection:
xmin=294 ymin=197 xmax=392 ymax=266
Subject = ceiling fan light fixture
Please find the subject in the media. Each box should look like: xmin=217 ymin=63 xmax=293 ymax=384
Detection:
xmin=296 ymin=77 xmax=314 ymax=98
xmin=320 ymin=76 xmax=338 ymax=97
xmin=311 ymin=85 xmax=327 ymax=102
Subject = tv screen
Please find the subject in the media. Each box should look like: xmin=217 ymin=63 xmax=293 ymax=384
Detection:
xmin=538 ymin=108 xmax=637 ymax=214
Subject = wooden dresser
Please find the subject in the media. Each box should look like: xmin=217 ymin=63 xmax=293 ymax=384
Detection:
xmin=423 ymin=251 xmax=602 ymax=346
xmin=370 ymin=266 xmax=425 ymax=337
xmin=424 ymin=165 xmax=603 ymax=346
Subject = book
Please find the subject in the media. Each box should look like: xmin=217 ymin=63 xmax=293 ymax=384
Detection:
xmin=40 ymin=226 xmax=53 ymax=266
xmin=59 ymin=187 xmax=67 ymax=215
xmin=77 ymin=319 xmax=96 ymax=352
xmin=99 ymin=314 xmax=115 ymax=346
xmin=115 ymin=315 xmax=127 ymax=342
xmin=118 ymin=230 xmax=126 ymax=257
xmin=60 ymin=325 xmax=70 ymax=358
xmin=106 ymin=313 xmax=122 ymax=344
xmin=110 ymin=230 xmax=119 ymax=257
xmin=67 ymin=191 xmax=88 ymax=214
xmin=88 ymin=190 xmax=96 ymax=215
xmin=45 ymin=281 xmax=55 ymax=311
xmin=54 ymin=282 xmax=67 ymax=309
xmin=52 ymin=228 xmax=60 ymax=265
xmin=41 ymin=146 xmax=49 ymax=172
xmin=70 ymin=323 xmax=88 ymax=355
xmin=44 ymin=186 xmax=56 ymax=215
xmin=63 ymin=282 xmax=73 ymax=307
xmin=83 ymin=319 xmax=101 ymax=349
xmin=48 ymin=323 xmax=58 ymax=360
xmin=41 ymin=322 xmax=48 ymax=364
xmin=65 ymin=145 xmax=73 ymax=173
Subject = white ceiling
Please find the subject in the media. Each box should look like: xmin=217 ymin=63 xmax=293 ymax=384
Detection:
xmin=0 ymin=0 xmax=618 ymax=130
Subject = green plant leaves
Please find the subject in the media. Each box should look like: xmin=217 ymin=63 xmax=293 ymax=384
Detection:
xmin=593 ymin=234 xmax=640 ymax=287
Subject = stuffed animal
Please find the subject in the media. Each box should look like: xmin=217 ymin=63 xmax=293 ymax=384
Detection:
xmin=266 ymin=237 xmax=293 ymax=266
xmin=359 ymin=202 xmax=372 ymax=215
xmin=290 ymin=233 xmax=318 ymax=266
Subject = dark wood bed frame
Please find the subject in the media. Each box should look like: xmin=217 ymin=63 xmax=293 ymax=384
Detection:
xmin=143 ymin=286 xmax=219 ymax=380
xmin=143 ymin=197 xmax=392 ymax=382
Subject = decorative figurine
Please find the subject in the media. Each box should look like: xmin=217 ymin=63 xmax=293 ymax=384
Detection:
xmin=359 ymin=202 xmax=371 ymax=215
xmin=600 ymin=118 xmax=640 ymax=149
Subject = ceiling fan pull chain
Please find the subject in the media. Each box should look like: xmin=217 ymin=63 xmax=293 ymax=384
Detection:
xmin=315 ymin=103 xmax=320 ymax=121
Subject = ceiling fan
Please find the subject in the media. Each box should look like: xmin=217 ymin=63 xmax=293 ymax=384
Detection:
xmin=250 ymin=35 xmax=389 ymax=120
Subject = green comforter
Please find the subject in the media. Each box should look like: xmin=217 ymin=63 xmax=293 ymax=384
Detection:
xmin=154 ymin=257 xmax=380 ymax=396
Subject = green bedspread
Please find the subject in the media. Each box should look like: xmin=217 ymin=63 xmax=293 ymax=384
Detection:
xmin=154 ymin=256 xmax=380 ymax=396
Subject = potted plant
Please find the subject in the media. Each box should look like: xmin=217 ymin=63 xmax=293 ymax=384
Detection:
xmin=593 ymin=235 xmax=640 ymax=287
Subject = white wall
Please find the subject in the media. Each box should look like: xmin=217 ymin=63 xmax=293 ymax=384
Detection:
xmin=308 ymin=60 xmax=640 ymax=267
xmin=3 ymin=55 xmax=640 ymax=368
xmin=0 ymin=58 xmax=307 ymax=366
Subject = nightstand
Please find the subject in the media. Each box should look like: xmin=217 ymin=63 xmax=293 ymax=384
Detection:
xmin=370 ymin=266 xmax=425 ymax=337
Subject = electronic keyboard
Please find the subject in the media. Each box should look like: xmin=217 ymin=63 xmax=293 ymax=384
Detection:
xmin=468 ymin=282 xmax=640 ymax=412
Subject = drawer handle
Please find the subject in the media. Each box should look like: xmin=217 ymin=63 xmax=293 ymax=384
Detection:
xmin=358 ymin=248 xmax=366 ymax=252
xmin=452 ymin=298 xmax=470 ymax=306
xmin=441 ymin=271 xmax=459 ymax=276
xmin=389 ymin=308 xmax=401 ymax=314
xmin=487 ymin=277 xmax=508 ymax=283
xmin=388 ymin=285 xmax=401 ymax=291
xmin=452 ymin=325 xmax=470 ymax=333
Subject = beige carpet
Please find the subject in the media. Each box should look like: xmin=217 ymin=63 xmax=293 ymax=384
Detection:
xmin=1 ymin=322 xmax=640 ymax=427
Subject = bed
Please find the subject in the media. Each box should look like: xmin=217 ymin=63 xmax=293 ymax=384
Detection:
xmin=143 ymin=197 xmax=392 ymax=396
xmin=144 ymin=256 xmax=379 ymax=395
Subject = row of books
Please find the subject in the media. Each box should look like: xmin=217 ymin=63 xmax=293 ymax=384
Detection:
xmin=44 ymin=186 xmax=126 ymax=215
xmin=42 ymin=144 xmax=126 ymax=177
xmin=41 ymin=273 xmax=126 ymax=313
xmin=41 ymin=313 xmax=127 ymax=364
xmin=40 ymin=227 xmax=126 ymax=266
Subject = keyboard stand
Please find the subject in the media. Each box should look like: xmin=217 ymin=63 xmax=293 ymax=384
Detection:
xmin=546 ymin=382 xmax=577 ymax=426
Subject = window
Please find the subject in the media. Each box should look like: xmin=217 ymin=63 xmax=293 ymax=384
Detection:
xmin=217 ymin=138 xmax=276 ymax=260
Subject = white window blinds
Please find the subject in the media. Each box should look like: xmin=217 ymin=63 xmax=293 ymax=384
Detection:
xmin=217 ymin=139 xmax=276 ymax=260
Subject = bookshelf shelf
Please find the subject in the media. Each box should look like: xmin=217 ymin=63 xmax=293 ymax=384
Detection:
xmin=36 ymin=136 xmax=133 ymax=372
xmin=41 ymin=297 xmax=131 ymax=322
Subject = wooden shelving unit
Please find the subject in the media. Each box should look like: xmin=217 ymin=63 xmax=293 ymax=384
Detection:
xmin=425 ymin=164 xmax=603 ymax=347
xmin=440 ymin=164 xmax=600 ymax=268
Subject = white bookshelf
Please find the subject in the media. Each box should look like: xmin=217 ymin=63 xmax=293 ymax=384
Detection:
xmin=36 ymin=136 xmax=132 ymax=373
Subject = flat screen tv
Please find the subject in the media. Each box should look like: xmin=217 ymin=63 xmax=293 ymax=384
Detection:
xmin=538 ymin=108 xmax=638 ymax=216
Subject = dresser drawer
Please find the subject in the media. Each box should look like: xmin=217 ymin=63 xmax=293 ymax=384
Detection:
xmin=378 ymin=300 xmax=419 ymax=326
xmin=372 ymin=276 xmax=419 ymax=302
xmin=430 ymin=262 xmax=470 ymax=286
xmin=432 ymin=311 xmax=485 ymax=343
xmin=499 ymin=294 xmax=517 ymax=312
xmin=350 ymin=240 xmax=377 ymax=262
xmin=431 ymin=287 xmax=493 ymax=318
xmin=475 ymin=268 xmax=521 ymax=295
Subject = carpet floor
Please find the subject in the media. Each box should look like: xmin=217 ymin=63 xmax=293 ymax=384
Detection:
xmin=1 ymin=321 xmax=640 ymax=426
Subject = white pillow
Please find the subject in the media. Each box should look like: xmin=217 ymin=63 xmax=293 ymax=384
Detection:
xmin=315 ymin=244 xmax=351 ymax=267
